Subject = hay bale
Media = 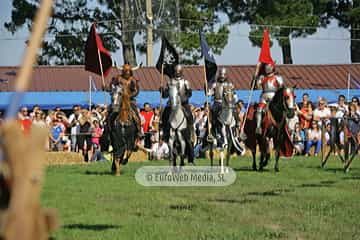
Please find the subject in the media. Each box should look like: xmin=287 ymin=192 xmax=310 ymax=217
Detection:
xmin=44 ymin=152 xmax=84 ymax=165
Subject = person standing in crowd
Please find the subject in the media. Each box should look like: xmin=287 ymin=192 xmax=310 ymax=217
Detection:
xmin=78 ymin=110 xmax=92 ymax=162
xmin=347 ymin=103 xmax=360 ymax=154
xmin=32 ymin=110 xmax=46 ymax=128
xmin=351 ymin=97 xmax=360 ymax=115
xmin=292 ymin=122 xmax=305 ymax=155
xmin=305 ymin=120 xmax=322 ymax=157
xmin=140 ymin=102 xmax=154 ymax=149
xmin=18 ymin=107 xmax=32 ymax=134
xmin=151 ymin=107 xmax=161 ymax=143
xmin=91 ymin=119 xmax=104 ymax=161
xmin=335 ymin=95 xmax=348 ymax=117
xmin=298 ymin=93 xmax=314 ymax=110
xmin=235 ymin=100 xmax=245 ymax=131
xmin=297 ymin=94 xmax=313 ymax=132
xmin=68 ymin=105 xmax=81 ymax=152
xmin=29 ymin=105 xmax=41 ymax=120
xmin=313 ymin=97 xmax=331 ymax=126
xmin=49 ymin=116 xmax=65 ymax=151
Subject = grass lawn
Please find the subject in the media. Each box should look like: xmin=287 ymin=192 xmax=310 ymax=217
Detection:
xmin=43 ymin=155 xmax=360 ymax=240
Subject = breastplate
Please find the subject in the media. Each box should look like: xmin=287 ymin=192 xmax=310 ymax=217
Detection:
xmin=261 ymin=76 xmax=279 ymax=92
xmin=214 ymin=83 xmax=224 ymax=102
xmin=176 ymin=77 xmax=188 ymax=102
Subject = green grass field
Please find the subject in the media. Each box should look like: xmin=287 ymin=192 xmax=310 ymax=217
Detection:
xmin=43 ymin=155 xmax=360 ymax=240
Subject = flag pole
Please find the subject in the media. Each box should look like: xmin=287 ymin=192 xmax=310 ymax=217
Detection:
xmin=203 ymin=65 xmax=211 ymax=137
xmin=160 ymin=64 xmax=164 ymax=110
xmin=159 ymin=64 xmax=164 ymax=145
xmin=97 ymin=48 xmax=107 ymax=106
xmin=89 ymin=76 xmax=92 ymax=111
xmin=240 ymin=63 xmax=261 ymax=134
xmin=347 ymin=72 xmax=351 ymax=103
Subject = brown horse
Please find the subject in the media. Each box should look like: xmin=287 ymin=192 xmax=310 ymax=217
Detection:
xmin=244 ymin=87 xmax=295 ymax=172
xmin=110 ymin=85 xmax=138 ymax=176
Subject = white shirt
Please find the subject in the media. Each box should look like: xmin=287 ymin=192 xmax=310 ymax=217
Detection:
xmin=151 ymin=142 xmax=169 ymax=159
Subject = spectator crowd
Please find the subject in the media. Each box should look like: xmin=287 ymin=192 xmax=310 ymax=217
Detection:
xmin=0 ymin=93 xmax=359 ymax=162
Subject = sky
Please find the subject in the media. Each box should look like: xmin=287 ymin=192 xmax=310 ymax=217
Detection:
xmin=0 ymin=0 xmax=352 ymax=67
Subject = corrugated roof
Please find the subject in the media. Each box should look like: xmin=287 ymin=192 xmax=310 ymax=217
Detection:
xmin=1 ymin=64 xmax=360 ymax=92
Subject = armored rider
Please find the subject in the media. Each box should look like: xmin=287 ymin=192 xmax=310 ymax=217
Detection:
xmin=252 ymin=62 xmax=284 ymax=135
xmin=106 ymin=63 xmax=142 ymax=138
xmin=160 ymin=64 xmax=194 ymax=142
xmin=208 ymin=67 xmax=238 ymax=130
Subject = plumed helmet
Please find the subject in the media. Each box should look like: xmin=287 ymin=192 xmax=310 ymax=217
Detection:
xmin=175 ymin=64 xmax=183 ymax=77
xmin=217 ymin=67 xmax=227 ymax=82
xmin=264 ymin=63 xmax=275 ymax=75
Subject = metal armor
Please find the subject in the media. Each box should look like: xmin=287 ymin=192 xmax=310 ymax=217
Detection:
xmin=256 ymin=74 xmax=284 ymax=134
xmin=164 ymin=76 xmax=192 ymax=104
xmin=258 ymin=75 xmax=284 ymax=105
xmin=209 ymin=81 xmax=234 ymax=103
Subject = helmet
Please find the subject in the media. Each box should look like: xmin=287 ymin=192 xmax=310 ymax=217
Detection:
xmin=217 ymin=67 xmax=227 ymax=82
xmin=264 ymin=63 xmax=275 ymax=75
xmin=175 ymin=64 xmax=183 ymax=78
xmin=121 ymin=64 xmax=133 ymax=79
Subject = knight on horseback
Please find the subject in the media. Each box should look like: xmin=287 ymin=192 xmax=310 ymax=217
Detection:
xmin=107 ymin=63 xmax=142 ymax=139
xmin=161 ymin=64 xmax=194 ymax=142
xmin=252 ymin=62 xmax=284 ymax=135
xmin=209 ymin=67 xmax=239 ymax=139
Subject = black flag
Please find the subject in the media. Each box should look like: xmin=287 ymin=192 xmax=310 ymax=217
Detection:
xmin=156 ymin=37 xmax=179 ymax=78
xmin=200 ymin=32 xmax=217 ymax=85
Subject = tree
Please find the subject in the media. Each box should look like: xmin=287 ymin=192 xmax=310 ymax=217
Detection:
xmin=136 ymin=0 xmax=230 ymax=64
xmin=5 ymin=0 xmax=231 ymax=66
xmin=333 ymin=0 xmax=360 ymax=63
xmin=217 ymin=0 xmax=323 ymax=64
xmin=5 ymin=0 xmax=141 ymax=65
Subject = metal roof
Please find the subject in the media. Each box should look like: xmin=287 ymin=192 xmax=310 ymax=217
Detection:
xmin=1 ymin=64 xmax=360 ymax=92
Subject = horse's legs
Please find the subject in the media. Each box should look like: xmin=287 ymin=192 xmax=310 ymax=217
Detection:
xmin=274 ymin=150 xmax=280 ymax=172
xmin=210 ymin=143 xmax=214 ymax=167
xmin=252 ymin=151 xmax=257 ymax=171
xmin=169 ymin=129 xmax=176 ymax=167
xmin=114 ymin=157 xmax=121 ymax=176
xmin=177 ymin=130 xmax=186 ymax=164
xmin=220 ymin=150 xmax=225 ymax=174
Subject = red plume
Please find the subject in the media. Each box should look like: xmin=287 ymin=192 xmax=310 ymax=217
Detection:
xmin=258 ymin=29 xmax=275 ymax=66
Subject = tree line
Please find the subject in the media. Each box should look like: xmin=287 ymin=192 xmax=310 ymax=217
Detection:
xmin=4 ymin=0 xmax=360 ymax=65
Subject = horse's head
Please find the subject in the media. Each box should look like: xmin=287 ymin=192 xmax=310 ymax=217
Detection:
xmin=222 ymin=87 xmax=235 ymax=109
xmin=283 ymin=87 xmax=296 ymax=118
xmin=168 ymin=83 xmax=181 ymax=109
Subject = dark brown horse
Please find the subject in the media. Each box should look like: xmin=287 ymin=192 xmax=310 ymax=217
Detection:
xmin=244 ymin=87 xmax=295 ymax=172
xmin=110 ymin=86 xmax=138 ymax=176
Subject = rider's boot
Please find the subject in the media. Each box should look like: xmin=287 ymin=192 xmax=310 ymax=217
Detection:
xmin=256 ymin=109 xmax=263 ymax=135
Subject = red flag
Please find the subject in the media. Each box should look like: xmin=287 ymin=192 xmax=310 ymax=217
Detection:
xmin=85 ymin=23 xmax=112 ymax=77
xmin=258 ymin=29 xmax=274 ymax=65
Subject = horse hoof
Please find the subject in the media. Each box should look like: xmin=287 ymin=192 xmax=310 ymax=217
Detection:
xmin=274 ymin=167 xmax=279 ymax=172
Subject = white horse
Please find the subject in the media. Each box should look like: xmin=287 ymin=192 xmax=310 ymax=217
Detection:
xmin=168 ymin=82 xmax=189 ymax=167
xmin=213 ymin=87 xmax=244 ymax=173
